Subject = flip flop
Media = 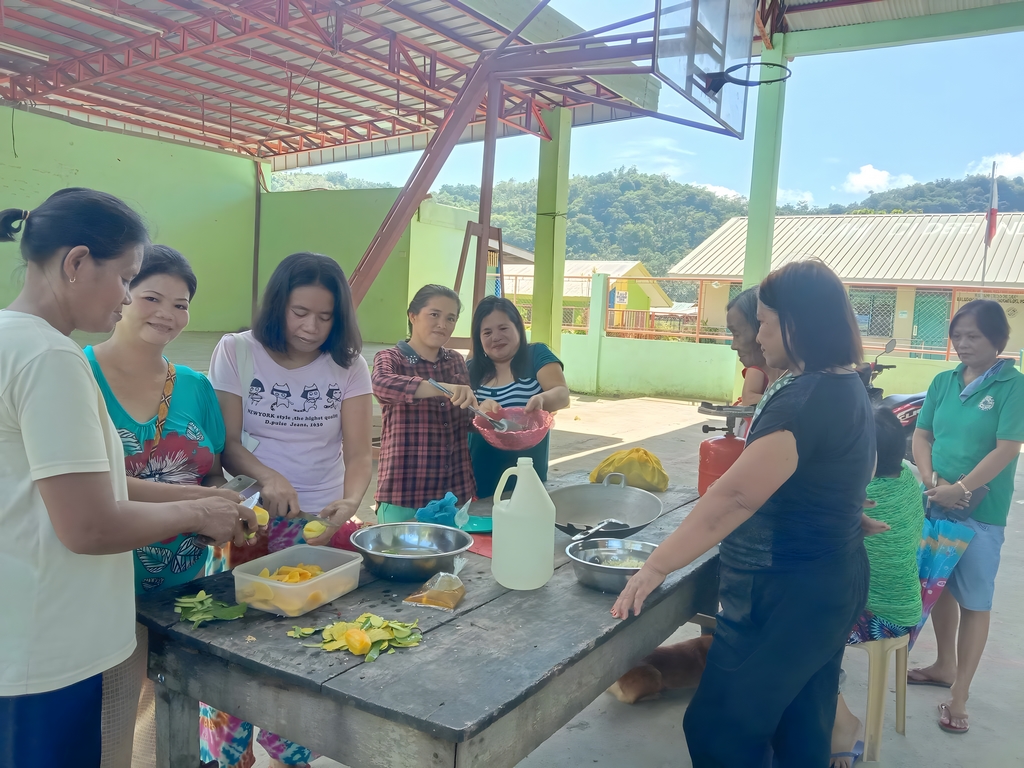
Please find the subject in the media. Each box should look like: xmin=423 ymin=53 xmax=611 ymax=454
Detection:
xmin=937 ymin=703 xmax=970 ymax=734
xmin=830 ymin=739 xmax=864 ymax=765
xmin=907 ymin=670 xmax=953 ymax=688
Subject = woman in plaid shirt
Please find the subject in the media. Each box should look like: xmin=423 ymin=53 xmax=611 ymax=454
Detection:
xmin=372 ymin=285 xmax=482 ymax=521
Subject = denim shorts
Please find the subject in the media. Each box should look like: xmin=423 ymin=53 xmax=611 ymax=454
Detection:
xmin=947 ymin=517 xmax=1005 ymax=612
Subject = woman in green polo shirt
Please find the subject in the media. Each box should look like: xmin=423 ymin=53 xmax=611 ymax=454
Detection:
xmin=907 ymin=299 xmax=1024 ymax=735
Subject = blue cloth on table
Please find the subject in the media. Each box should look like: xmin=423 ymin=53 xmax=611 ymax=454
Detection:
xmin=415 ymin=492 xmax=460 ymax=527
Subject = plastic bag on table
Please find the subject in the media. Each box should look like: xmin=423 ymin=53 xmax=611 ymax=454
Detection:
xmin=590 ymin=447 xmax=669 ymax=493
xmin=414 ymin=492 xmax=460 ymax=527
xmin=403 ymin=557 xmax=467 ymax=611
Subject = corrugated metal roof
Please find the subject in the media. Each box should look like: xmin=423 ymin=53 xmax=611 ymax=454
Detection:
xmin=0 ymin=0 xmax=655 ymax=169
xmin=669 ymin=214 xmax=1024 ymax=287
xmin=782 ymin=0 xmax=1014 ymax=32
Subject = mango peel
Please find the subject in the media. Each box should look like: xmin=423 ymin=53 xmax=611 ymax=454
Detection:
xmin=293 ymin=612 xmax=422 ymax=661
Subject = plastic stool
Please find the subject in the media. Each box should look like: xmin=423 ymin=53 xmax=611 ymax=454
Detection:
xmin=852 ymin=633 xmax=909 ymax=763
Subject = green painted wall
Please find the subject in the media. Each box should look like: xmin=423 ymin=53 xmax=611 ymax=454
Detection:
xmin=258 ymin=188 xmax=409 ymax=344
xmin=0 ymin=107 xmax=257 ymax=331
xmin=874 ymin=357 xmax=959 ymax=396
xmin=409 ymin=199 xmax=478 ymax=338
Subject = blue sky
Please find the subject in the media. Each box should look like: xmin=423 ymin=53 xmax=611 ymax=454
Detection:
xmin=287 ymin=1 xmax=1024 ymax=208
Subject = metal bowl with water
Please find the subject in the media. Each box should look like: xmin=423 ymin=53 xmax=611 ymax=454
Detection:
xmin=350 ymin=523 xmax=474 ymax=581
xmin=565 ymin=538 xmax=658 ymax=593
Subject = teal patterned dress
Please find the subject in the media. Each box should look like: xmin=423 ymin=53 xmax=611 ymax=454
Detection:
xmin=85 ymin=347 xmax=227 ymax=594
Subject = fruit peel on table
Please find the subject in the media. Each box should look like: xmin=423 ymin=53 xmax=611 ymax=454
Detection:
xmin=288 ymin=612 xmax=422 ymax=662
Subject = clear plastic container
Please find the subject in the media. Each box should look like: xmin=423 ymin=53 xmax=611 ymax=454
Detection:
xmin=233 ymin=544 xmax=361 ymax=617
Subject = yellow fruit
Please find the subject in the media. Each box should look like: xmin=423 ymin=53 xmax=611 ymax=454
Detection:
xmin=344 ymin=628 xmax=372 ymax=656
xmin=304 ymin=590 xmax=325 ymax=609
xmin=258 ymin=567 xmax=270 ymax=579
xmin=303 ymin=520 xmax=327 ymax=539
xmin=254 ymin=506 xmax=269 ymax=526
xmin=252 ymin=582 xmax=274 ymax=601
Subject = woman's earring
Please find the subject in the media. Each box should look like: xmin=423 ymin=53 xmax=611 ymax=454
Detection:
xmin=70 ymin=276 xmax=76 ymax=284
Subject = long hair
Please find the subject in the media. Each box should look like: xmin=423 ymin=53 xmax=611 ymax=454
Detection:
xmin=758 ymin=260 xmax=862 ymax=372
xmin=468 ymin=296 xmax=531 ymax=389
xmin=253 ymin=252 xmax=362 ymax=367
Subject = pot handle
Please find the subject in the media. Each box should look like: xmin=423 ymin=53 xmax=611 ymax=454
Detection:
xmin=602 ymin=472 xmax=627 ymax=489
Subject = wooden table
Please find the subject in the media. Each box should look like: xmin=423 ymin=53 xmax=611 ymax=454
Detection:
xmin=137 ymin=480 xmax=718 ymax=768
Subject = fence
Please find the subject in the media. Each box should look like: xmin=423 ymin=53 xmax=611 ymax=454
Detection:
xmin=503 ymin=272 xmax=1024 ymax=361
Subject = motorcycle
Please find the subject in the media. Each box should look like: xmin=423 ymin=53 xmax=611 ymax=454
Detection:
xmin=857 ymin=338 xmax=927 ymax=463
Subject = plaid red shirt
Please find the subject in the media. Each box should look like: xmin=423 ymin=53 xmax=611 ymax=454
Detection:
xmin=372 ymin=343 xmax=476 ymax=509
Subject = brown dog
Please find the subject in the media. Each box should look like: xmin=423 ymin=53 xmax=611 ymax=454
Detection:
xmin=608 ymin=634 xmax=713 ymax=704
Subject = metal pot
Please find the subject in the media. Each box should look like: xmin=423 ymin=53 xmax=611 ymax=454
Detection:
xmin=549 ymin=473 xmax=664 ymax=539
xmin=566 ymin=538 xmax=658 ymax=593
xmin=350 ymin=523 xmax=474 ymax=581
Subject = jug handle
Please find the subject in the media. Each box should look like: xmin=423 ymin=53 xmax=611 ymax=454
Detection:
xmin=493 ymin=465 xmax=518 ymax=502
xmin=603 ymin=473 xmax=627 ymax=489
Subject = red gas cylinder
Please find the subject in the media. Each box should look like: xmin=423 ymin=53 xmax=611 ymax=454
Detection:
xmin=698 ymin=431 xmax=745 ymax=496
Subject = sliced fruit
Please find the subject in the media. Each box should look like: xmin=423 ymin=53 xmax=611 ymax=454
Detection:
xmin=303 ymin=519 xmax=327 ymax=539
xmin=253 ymin=506 xmax=269 ymax=526
xmin=343 ymin=628 xmax=372 ymax=656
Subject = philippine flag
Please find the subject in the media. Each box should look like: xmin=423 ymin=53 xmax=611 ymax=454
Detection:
xmin=985 ymin=163 xmax=998 ymax=248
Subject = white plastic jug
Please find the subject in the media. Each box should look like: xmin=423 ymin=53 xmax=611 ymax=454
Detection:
xmin=490 ymin=457 xmax=556 ymax=590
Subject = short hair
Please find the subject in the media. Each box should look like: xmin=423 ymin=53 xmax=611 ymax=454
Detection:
xmin=133 ymin=244 xmax=197 ymax=300
xmin=949 ymin=299 xmax=1010 ymax=353
xmin=757 ymin=260 xmax=863 ymax=372
xmin=253 ymin=252 xmax=362 ymax=368
xmin=407 ymin=284 xmax=462 ymax=336
xmin=468 ymin=296 xmax=530 ymax=389
xmin=1 ymin=188 xmax=148 ymax=264
xmin=727 ymin=286 xmax=759 ymax=331
xmin=873 ymin=407 xmax=906 ymax=477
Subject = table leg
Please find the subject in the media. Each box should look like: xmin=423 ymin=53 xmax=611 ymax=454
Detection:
xmin=155 ymin=680 xmax=200 ymax=768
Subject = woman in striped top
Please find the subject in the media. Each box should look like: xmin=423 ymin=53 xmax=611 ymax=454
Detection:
xmin=467 ymin=297 xmax=570 ymax=498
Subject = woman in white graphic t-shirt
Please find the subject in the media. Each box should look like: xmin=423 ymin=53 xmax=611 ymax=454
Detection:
xmin=0 ymin=189 xmax=253 ymax=768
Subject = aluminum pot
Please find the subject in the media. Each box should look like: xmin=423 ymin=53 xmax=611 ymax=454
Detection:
xmin=350 ymin=523 xmax=473 ymax=581
xmin=566 ymin=538 xmax=658 ymax=593
xmin=549 ymin=473 xmax=664 ymax=539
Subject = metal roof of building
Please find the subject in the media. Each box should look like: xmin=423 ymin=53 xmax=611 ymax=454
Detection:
xmin=782 ymin=0 xmax=1013 ymax=31
xmin=0 ymin=0 xmax=655 ymax=170
xmin=669 ymin=213 xmax=1024 ymax=288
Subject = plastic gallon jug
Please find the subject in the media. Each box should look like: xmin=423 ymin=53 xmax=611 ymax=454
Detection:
xmin=491 ymin=457 xmax=555 ymax=590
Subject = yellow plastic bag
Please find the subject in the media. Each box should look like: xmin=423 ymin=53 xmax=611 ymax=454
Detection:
xmin=590 ymin=448 xmax=669 ymax=493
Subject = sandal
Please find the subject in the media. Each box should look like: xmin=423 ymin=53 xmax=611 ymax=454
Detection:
xmin=938 ymin=703 xmax=969 ymax=734
xmin=830 ymin=739 xmax=863 ymax=767
xmin=907 ymin=668 xmax=953 ymax=688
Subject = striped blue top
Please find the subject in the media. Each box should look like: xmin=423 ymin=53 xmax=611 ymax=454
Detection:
xmin=469 ymin=343 xmax=562 ymax=497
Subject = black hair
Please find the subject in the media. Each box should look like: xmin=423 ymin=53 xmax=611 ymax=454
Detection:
xmin=949 ymin=299 xmax=1010 ymax=353
xmin=758 ymin=260 xmax=863 ymax=372
xmin=726 ymin=286 xmax=759 ymax=332
xmin=133 ymin=244 xmax=198 ymax=300
xmin=873 ymin=407 xmax=906 ymax=478
xmin=468 ymin=296 xmax=531 ymax=389
xmin=407 ymin=284 xmax=462 ymax=337
xmin=0 ymin=188 xmax=148 ymax=264
xmin=253 ymin=252 xmax=362 ymax=367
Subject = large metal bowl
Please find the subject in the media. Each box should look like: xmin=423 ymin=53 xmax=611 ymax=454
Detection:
xmin=549 ymin=474 xmax=664 ymax=540
xmin=565 ymin=538 xmax=658 ymax=594
xmin=350 ymin=523 xmax=474 ymax=581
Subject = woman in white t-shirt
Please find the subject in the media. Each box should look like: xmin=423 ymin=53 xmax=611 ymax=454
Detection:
xmin=206 ymin=251 xmax=372 ymax=768
xmin=0 ymin=189 xmax=254 ymax=768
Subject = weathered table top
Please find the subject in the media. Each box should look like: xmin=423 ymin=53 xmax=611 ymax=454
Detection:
xmin=138 ymin=480 xmax=718 ymax=768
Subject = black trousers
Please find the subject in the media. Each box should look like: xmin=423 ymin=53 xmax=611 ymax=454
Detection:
xmin=683 ymin=546 xmax=869 ymax=768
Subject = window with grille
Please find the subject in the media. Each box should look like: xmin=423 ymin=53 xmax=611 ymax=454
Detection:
xmin=848 ymin=288 xmax=896 ymax=337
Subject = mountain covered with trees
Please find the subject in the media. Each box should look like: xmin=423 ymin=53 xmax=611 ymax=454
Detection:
xmin=272 ymin=168 xmax=1024 ymax=276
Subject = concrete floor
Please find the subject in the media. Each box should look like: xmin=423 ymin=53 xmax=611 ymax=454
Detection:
xmin=75 ymin=332 xmax=1024 ymax=766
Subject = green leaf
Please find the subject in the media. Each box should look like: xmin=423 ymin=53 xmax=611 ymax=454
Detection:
xmin=210 ymin=603 xmax=248 ymax=621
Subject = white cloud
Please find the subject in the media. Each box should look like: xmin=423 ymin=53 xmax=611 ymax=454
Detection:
xmin=966 ymin=151 xmax=1024 ymax=178
xmin=696 ymin=184 xmax=743 ymax=199
xmin=842 ymin=164 xmax=916 ymax=195
xmin=614 ymin=136 xmax=697 ymax=178
xmin=777 ymin=188 xmax=814 ymax=205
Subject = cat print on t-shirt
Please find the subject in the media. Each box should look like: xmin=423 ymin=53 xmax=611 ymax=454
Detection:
xmin=270 ymin=383 xmax=293 ymax=411
xmin=325 ymin=384 xmax=340 ymax=409
xmin=296 ymin=384 xmax=321 ymax=412
xmin=249 ymin=379 xmax=265 ymax=406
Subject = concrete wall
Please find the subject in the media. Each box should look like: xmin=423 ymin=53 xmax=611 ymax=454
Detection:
xmin=258 ymin=188 xmax=409 ymax=344
xmin=409 ymin=199 xmax=478 ymax=338
xmin=0 ymin=107 xmax=257 ymax=332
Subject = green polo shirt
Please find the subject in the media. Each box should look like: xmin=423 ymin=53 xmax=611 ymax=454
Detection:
xmin=917 ymin=361 xmax=1024 ymax=526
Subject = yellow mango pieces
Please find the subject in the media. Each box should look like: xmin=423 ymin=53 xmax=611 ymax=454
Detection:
xmin=344 ymin=628 xmax=372 ymax=656
xmin=254 ymin=506 xmax=269 ymax=526
xmin=303 ymin=519 xmax=327 ymax=539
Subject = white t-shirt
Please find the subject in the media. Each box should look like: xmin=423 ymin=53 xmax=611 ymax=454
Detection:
xmin=209 ymin=331 xmax=372 ymax=513
xmin=0 ymin=311 xmax=135 ymax=696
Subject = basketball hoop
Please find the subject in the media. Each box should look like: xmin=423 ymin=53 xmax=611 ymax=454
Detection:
xmin=702 ymin=61 xmax=792 ymax=96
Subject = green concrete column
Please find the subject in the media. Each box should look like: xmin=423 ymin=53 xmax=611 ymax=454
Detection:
xmin=532 ymin=106 xmax=572 ymax=355
xmin=743 ymin=38 xmax=788 ymax=288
